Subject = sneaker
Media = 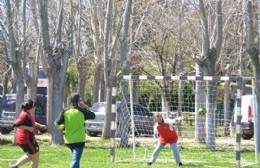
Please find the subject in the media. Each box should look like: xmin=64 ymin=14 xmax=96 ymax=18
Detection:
xmin=9 ymin=166 xmax=18 ymax=168
xmin=179 ymin=162 xmax=183 ymax=166
xmin=147 ymin=162 xmax=152 ymax=165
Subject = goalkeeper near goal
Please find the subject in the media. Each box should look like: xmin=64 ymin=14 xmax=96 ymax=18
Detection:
xmin=147 ymin=112 xmax=182 ymax=166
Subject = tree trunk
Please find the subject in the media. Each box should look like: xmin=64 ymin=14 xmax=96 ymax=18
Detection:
xmin=119 ymin=81 xmax=130 ymax=147
xmin=205 ymin=81 xmax=217 ymax=150
xmin=78 ymin=66 xmax=87 ymax=100
xmin=51 ymin=74 xmax=64 ymax=144
xmin=92 ymin=64 xmax=102 ymax=103
xmin=161 ymin=82 xmax=170 ymax=117
xmin=102 ymin=86 xmax=112 ymax=138
xmin=245 ymin=0 xmax=260 ymax=152
xmin=89 ymin=0 xmax=105 ymax=104
xmin=195 ymin=64 xmax=206 ymax=143
xmin=224 ymin=80 xmax=231 ymax=136
xmin=100 ymin=70 xmax=106 ymax=101
xmin=118 ymin=0 xmax=133 ymax=146
xmin=47 ymin=77 xmax=53 ymax=133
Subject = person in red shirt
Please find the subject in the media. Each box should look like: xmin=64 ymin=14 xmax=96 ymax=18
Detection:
xmin=9 ymin=99 xmax=47 ymax=168
xmin=147 ymin=112 xmax=182 ymax=166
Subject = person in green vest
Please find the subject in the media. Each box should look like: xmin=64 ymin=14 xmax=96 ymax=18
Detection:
xmin=55 ymin=93 xmax=95 ymax=168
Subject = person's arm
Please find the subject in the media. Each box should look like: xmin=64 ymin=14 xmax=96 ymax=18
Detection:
xmin=54 ymin=110 xmax=65 ymax=130
xmin=13 ymin=112 xmax=34 ymax=132
xmin=165 ymin=116 xmax=183 ymax=125
xmin=79 ymin=101 xmax=91 ymax=111
xmin=16 ymin=125 xmax=34 ymax=132
xmin=164 ymin=116 xmax=182 ymax=131
xmin=35 ymin=122 xmax=47 ymax=130
xmin=84 ymin=110 xmax=95 ymax=120
xmin=78 ymin=102 xmax=95 ymax=120
xmin=154 ymin=124 xmax=159 ymax=138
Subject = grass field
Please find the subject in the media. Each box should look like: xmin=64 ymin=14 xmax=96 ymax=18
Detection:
xmin=0 ymin=133 xmax=259 ymax=168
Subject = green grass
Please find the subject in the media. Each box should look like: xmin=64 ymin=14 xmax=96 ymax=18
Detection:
xmin=0 ymin=133 xmax=259 ymax=168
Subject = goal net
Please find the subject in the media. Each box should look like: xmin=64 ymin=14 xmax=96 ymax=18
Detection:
xmin=113 ymin=75 xmax=257 ymax=167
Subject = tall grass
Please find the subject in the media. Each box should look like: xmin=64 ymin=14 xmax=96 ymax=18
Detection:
xmin=0 ymin=133 xmax=259 ymax=168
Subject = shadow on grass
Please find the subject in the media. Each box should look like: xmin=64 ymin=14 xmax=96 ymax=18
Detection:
xmin=86 ymin=145 xmax=110 ymax=150
xmin=0 ymin=138 xmax=13 ymax=145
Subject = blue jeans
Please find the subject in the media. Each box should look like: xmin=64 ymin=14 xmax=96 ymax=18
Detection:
xmin=68 ymin=145 xmax=84 ymax=168
xmin=149 ymin=143 xmax=181 ymax=164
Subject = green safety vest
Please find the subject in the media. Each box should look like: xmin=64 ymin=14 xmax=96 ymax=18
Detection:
xmin=63 ymin=108 xmax=86 ymax=144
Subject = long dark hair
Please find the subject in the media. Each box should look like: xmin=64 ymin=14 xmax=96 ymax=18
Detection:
xmin=69 ymin=93 xmax=81 ymax=107
xmin=21 ymin=99 xmax=35 ymax=110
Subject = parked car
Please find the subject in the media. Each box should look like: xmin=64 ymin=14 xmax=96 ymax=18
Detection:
xmin=85 ymin=102 xmax=154 ymax=137
xmin=234 ymin=95 xmax=255 ymax=140
xmin=0 ymin=94 xmax=47 ymax=134
xmin=85 ymin=102 xmax=106 ymax=137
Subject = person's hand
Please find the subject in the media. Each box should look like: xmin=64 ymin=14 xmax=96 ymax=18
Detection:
xmin=40 ymin=124 xmax=47 ymax=130
xmin=28 ymin=127 xmax=34 ymax=132
xmin=56 ymin=124 xmax=64 ymax=130
xmin=176 ymin=116 xmax=183 ymax=122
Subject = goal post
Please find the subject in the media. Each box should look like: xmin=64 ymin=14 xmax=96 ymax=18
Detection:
xmin=110 ymin=75 xmax=257 ymax=167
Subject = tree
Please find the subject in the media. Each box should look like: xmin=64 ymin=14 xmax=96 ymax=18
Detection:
xmin=244 ymin=0 xmax=260 ymax=152
xmin=0 ymin=0 xmax=42 ymax=143
xmin=89 ymin=0 xmax=106 ymax=103
xmin=71 ymin=0 xmax=90 ymax=101
xmin=194 ymin=0 xmax=223 ymax=150
xmin=1 ymin=1 xmax=24 ymax=117
xmin=37 ymin=0 xmax=71 ymax=145
xmin=118 ymin=0 xmax=133 ymax=146
xmin=22 ymin=0 xmax=38 ymax=100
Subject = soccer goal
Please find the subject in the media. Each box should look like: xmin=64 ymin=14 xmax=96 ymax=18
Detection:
xmin=110 ymin=75 xmax=257 ymax=167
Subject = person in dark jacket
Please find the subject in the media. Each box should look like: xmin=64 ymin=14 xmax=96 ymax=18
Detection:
xmin=10 ymin=99 xmax=47 ymax=168
xmin=55 ymin=93 xmax=95 ymax=168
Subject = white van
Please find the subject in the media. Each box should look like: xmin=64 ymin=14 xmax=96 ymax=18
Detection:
xmin=234 ymin=95 xmax=255 ymax=140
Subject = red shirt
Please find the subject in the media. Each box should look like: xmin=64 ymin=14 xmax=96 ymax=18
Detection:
xmin=157 ymin=123 xmax=178 ymax=144
xmin=15 ymin=110 xmax=36 ymax=144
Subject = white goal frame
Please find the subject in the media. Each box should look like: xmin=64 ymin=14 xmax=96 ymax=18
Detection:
xmin=109 ymin=75 xmax=257 ymax=167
